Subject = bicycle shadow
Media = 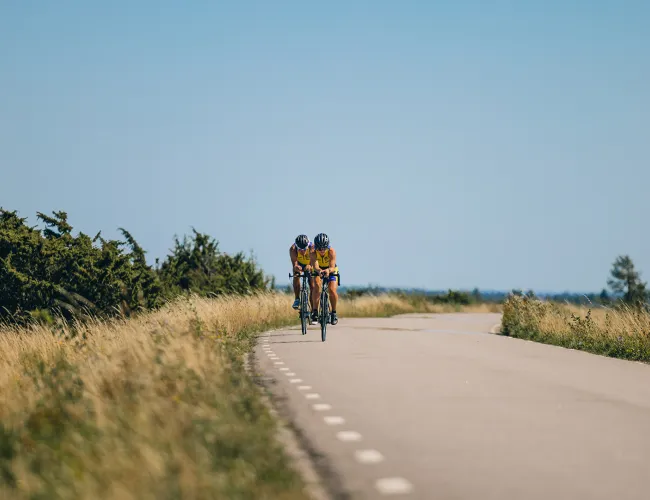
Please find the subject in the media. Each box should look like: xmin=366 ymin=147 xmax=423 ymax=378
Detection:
xmin=264 ymin=332 xmax=303 ymax=337
xmin=269 ymin=339 xmax=322 ymax=343
xmin=264 ymin=329 xmax=324 ymax=343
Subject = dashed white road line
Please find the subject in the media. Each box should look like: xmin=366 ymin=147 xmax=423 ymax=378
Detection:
xmin=262 ymin=334 xmax=414 ymax=496
xmin=355 ymin=449 xmax=384 ymax=464
xmin=336 ymin=431 xmax=362 ymax=442
xmin=323 ymin=416 xmax=345 ymax=425
xmin=375 ymin=477 xmax=413 ymax=495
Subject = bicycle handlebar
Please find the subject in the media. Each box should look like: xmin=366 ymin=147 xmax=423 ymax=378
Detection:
xmin=317 ymin=271 xmax=340 ymax=286
xmin=289 ymin=271 xmax=340 ymax=284
xmin=290 ymin=271 xmax=340 ymax=276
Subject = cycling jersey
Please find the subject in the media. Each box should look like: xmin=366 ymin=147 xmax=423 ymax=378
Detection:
xmin=293 ymin=242 xmax=313 ymax=266
xmin=315 ymin=247 xmax=339 ymax=281
xmin=315 ymin=248 xmax=330 ymax=267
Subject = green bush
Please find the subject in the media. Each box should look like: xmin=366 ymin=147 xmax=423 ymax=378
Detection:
xmin=157 ymin=229 xmax=271 ymax=298
xmin=0 ymin=208 xmax=272 ymax=325
xmin=500 ymin=294 xmax=650 ymax=363
xmin=0 ymin=209 xmax=162 ymax=323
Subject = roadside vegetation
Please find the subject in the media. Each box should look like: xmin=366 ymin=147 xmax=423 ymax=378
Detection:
xmin=0 ymin=208 xmax=270 ymax=326
xmin=501 ymin=255 xmax=650 ymax=363
xmin=0 ymin=293 xmax=308 ymax=499
xmin=339 ymin=292 xmax=501 ymax=317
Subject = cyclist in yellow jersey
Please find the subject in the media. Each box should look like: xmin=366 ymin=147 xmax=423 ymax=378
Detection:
xmin=289 ymin=234 xmax=316 ymax=311
xmin=310 ymin=232 xmax=339 ymax=325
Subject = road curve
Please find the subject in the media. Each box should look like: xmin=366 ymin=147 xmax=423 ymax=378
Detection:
xmin=254 ymin=313 xmax=650 ymax=500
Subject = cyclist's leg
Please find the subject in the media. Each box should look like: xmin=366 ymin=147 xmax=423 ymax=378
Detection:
xmin=311 ymin=273 xmax=322 ymax=322
xmin=292 ymin=274 xmax=300 ymax=299
xmin=292 ymin=263 xmax=305 ymax=309
xmin=308 ymin=274 xmax=318 ymax=311
xmin=328 ymin=270 xmax=339 ymax=324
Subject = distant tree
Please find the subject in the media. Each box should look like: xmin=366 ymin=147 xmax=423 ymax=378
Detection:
xmin=429 ymin=289 xmax=470 ymax=305
xmin=598 ymin=288 xmax=611 ymax=304
xmin=607 ymin=255 xmax=648 ymax=306
xmin=471 ymin=287 xmax=482 ymax=303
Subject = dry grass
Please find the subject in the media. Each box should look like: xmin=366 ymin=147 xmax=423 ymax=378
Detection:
xmin=0 ymin=293 xmax=306 ymax=500
xmin=0 ymin=291 xmax=495 ymax=499
xmin=339 ymin=294 xmax=501 ymax=317
xmin=501 ymin=295 xmax=650 ymax=362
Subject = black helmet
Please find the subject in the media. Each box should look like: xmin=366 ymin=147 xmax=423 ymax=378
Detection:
xmin=314 ymin=233 xmax=329 ymax=250
xmin=295 ymin=234 xmax=309 ymax=250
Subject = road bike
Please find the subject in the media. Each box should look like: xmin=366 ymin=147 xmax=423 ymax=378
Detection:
xmin=289 ymin=271 xmax=312 ymax=335
xmin=314 ymin=271 xmax=340 ymax=342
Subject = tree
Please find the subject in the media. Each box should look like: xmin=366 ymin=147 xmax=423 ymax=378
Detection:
xmin=598 ymin=288 xmax=611 ymax=304
xmin=607 ymin=255 xmax=648 ymax=306
xmin=157 ymin=229 xmax=271 ymax=297
xmin=0 ymin=208 xmax=163 ymax=323
xmin=0 ymin=206 xmax=274 ymax=325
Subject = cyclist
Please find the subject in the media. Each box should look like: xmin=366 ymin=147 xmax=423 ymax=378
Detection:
xmin=289 ymin=234 xmax=316 ymax=311
xmin=310 ymin=232 xmax=339 ymax=325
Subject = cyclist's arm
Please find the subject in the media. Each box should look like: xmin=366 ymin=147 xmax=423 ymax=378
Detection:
xmin=310 ymin=250 xmax=320 ymax=272
xmin=289 ymin=245 xmax=299 ymax=269
xmin=328 ymin=248 xmax=337 ymax=273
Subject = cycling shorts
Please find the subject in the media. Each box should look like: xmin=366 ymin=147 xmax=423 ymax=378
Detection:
xmin=313 ymin=267 xmax=339 ymax=282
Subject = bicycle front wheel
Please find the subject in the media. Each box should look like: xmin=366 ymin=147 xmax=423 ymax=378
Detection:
xmin=320 ymin=289 xmax=328 ymax=342
xmin=300 ymin=285 xmax=309 ymax=335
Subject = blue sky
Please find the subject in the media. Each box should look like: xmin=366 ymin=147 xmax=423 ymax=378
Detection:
xmin=1 ymin=1 xmax=648 ymax=292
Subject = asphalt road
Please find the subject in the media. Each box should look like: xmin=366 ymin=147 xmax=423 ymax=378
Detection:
xmin=255 ymin=313 xmax=650 ymax=500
